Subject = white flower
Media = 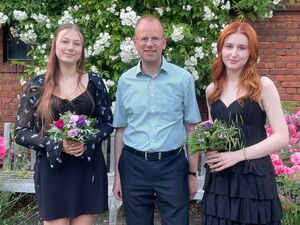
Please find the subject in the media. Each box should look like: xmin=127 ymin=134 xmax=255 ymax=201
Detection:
xmin=155 ymin=7 xmax=164 ymax=16
xmin=211 ymin=42 xmax=218 ymax=55
xmin=264 ymin=11 xmax=273 ymax=18
xmin=20 ymin=29 xmax=37 ymax=44
xmin=0 ymin=12 xmax=8 ymax=27
xmin=107 ymin=4 xmax=117 ymax=14
xmin=20 ymin=77 xmax=27 ymax=86
xmin=31 ymin=13 xmax=49 ymax=24
xmin=203 ymin=6 xmax=216 ymax=20
xmin=119 ymin=37 xmax=139 ymax=63
xmin=195 ymin=47 xmax=204 ymax=60
xmin=165 ymin=7 xmax=171 ymax=12
xmin=184 ymin=56 xmax=197 ymax=67
xmin=209 ymin=23 xmax=218 ymax=30
xmin=58 ymin=11 xmax=74 ymax=25
xmin=88 ymin=32 xmax=111 ymax=57
xmin=103 ymin=79 xmax=115 ymax=92
xmin=120 ymin=8 xmax=140 ymax=28
xmin=171 ymin=26 xmax=184 ymax=42
xmin=10 ymin=27 xmax=19 ymax=38
xmin=109 ymin=55 xmax=119 ymax=61
xmin=91 ymin=66 xmax=98 ymax=73
xmin=212 ymin=0 xmax=223 ymax=6
xmin=196 ymin=37 xmax=205 ymax=43
xmin=273 ymin=0 xmax=281 ymax=5
xmin=13 ymin=10 xmax=28 ymax=21
xmin=34 ymin=67 xmax=46 ymax=75
xmin=185 ymin=66 xmax=199 ymax=81
xmin=74 ymin=5 xmax=80 ymax=11
xmin=183 ymin=5 xmax=192 ymax=11
xmin=221 ymin=1 xmax=231 ymax=10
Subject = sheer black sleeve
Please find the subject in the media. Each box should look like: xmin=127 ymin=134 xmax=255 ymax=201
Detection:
xmin=14 ymin=75 xmax=63 ymax=169
xmin=84 ymin=72 xmax=114 ymax=161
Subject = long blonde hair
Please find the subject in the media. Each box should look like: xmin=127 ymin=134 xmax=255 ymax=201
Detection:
xmin=37 ymin=23 xmax=85 ymax=130
xmin=208 ymin=21 xmax=261 ymax=106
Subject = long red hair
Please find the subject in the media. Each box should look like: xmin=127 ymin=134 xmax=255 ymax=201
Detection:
xmin=37 ymin=23 xmax=85 ymax=131
xmin=208 ymin=21 xmax=261 ymax=106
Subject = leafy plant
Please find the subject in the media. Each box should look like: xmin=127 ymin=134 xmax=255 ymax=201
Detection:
xmin=268 ymin=110 xmax=300 ymax=225
xmin=0 ymin=177 xmax=38 ymax=225
xmin=0 ymin=0 xmax=293 ymax=97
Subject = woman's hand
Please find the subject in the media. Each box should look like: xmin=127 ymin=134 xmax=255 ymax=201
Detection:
xmin=63 ymin=140 xmax=84 ymax=157
xmin=205 ymin=150 xmax=244 ymax=172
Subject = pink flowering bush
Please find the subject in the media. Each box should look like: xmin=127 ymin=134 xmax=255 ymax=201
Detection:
xmin=268 ymin=110 xmax=300 ymax=176
xmin=267 ymin=110 xmax=300 ymax=223
xmin=0 ymin=135 xmax=6 ymax=159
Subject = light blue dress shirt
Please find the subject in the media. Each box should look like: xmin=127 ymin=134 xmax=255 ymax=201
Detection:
xmin=113 ymin=57 xmax=201 ymax=152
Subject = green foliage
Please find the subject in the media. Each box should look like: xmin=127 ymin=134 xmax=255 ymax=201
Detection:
xmin=188 ymin=119 xmax=243 ymax=153
xmin=276 ymin=174 xmax=300 ymax=225
xmin=0 ymin=178 xmax=38 ymax=225
xmin=0 ymin=0 xmax=293 ymax=98
xmin=282 ymin=101 xmax=300 ymax=114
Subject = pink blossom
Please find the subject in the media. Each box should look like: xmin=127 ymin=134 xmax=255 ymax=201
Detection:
xmin=0 ymin=136 xmax=6 ymax=159
xmin=274 ymin=165 xmax=292 ymax=176
xmin=288 ymin=124 xmax=297 ymax=137
xmin=70 ymin=115 xmax=79 ymax=122
xmin=290 ymin=152 xmax=300 ymax=165
xmin=291 ymin=165 xmax=300 ymax=173
xmin=54 ymin=119 xmax=64 ymax=130
xmin=285 ymin=115 xmax=294 ymax=124
xmin=266 ymin=127 xmax=272 ymax=136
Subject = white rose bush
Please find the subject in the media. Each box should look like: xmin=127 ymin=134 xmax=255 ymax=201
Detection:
xmin=0 ymin=0 xmax=288 ymax=97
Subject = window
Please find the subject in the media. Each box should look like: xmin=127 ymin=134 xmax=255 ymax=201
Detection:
xmin=3 ymin=24 xmax=31 ymax=61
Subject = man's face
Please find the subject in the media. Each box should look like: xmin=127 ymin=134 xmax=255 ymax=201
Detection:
xmin=133 ymin=19 xmax=167 ymax=66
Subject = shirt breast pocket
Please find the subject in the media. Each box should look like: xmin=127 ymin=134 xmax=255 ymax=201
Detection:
xmin=158 ymin=99 xmax=182 ymax=124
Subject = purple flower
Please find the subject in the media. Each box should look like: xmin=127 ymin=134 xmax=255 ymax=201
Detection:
xmin=76 ymin=116 xmax=87 ymax=128
xmin=68 ymin=128 xmax=79 ymax=138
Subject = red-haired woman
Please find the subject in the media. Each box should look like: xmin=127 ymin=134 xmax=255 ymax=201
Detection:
xmin=14 ymin=23 xmax=113 ymax=225
xmin=202 ymin=21 xmax=289 ymax=225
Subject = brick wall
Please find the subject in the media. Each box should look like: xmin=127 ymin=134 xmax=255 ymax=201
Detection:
xmin=0 ymin=28 xmax=25 ymax=134
xmin=254 ymin=4 xmax=300 ymax=102
xmin=1 ymin=5 xmax=300 ymax=134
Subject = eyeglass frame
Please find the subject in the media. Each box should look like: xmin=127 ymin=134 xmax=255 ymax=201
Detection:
xmin=134 ymin=36 xmax=165 ymax=44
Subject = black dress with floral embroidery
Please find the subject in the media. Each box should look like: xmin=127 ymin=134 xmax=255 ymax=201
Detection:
xmin=14 ymin=72 xmax=114 ymax=220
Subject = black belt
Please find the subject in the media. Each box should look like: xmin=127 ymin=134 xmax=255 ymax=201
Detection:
xmin=124 ymin=145 xmax=183 ymax=161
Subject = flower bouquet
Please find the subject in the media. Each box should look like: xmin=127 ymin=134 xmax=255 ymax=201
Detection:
xmin=188 ymin=119 xmax=243 ymax=154
xmin=48 ymin=111 xmax=99 ymax=143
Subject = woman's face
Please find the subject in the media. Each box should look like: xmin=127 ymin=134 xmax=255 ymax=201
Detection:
xmin=55 ymin=28 xmax=83 ymax=66
xmin=221 ymin=33 xmax=250 ymax=73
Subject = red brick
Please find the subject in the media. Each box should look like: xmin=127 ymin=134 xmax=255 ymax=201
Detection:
xmin=292 ymin=95 xmax=300 ymax=101
xmin=286 ymin=75 xmax=298 ymax=81
xmin=286 ymin=88 xmax=297 ymax=94
xmin=282 ymin=82 xmax=300 ymax=87
xmin=275 ymin=63 xmax=286 ymax=68
xmin=275 ymin=75 xmax=286 ymax=81
xmin=275 ymin=50 xmax=286 ymax=55
xmin=269 ymin=69 xmax=293 ymax=75
xmin=286 ymin=49 xmax=298 ymax=55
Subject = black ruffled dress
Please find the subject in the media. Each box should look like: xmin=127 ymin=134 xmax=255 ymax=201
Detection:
xmin=201 ymin=99 xmax=282 ymax=225
xmin=14 ymin=72 xmax=114 ymax=220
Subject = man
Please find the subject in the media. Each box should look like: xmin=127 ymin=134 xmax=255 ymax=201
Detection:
xmin=113 ymin=15 xmax=201 ymax=225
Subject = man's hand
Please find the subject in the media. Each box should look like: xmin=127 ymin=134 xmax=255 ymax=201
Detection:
xmin=188 ymin=174 xmax=198 ymax=200
xmin=113 ymin=175 xmax=122 ymax=201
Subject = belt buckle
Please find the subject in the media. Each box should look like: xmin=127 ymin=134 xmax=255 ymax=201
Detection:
xmin=158 ymin=152 xmax=162 ymax=160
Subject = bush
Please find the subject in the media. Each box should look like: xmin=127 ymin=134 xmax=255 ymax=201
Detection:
xmin=0 ymin=0 xmax=289 ymax=97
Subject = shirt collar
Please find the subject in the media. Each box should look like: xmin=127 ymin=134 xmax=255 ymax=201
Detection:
xmin=135 ymin=56 xmax=169 ymax=77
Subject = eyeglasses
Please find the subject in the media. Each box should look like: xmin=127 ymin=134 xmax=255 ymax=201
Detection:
xmin=135 ymin=37 xmax=164 ymax=44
